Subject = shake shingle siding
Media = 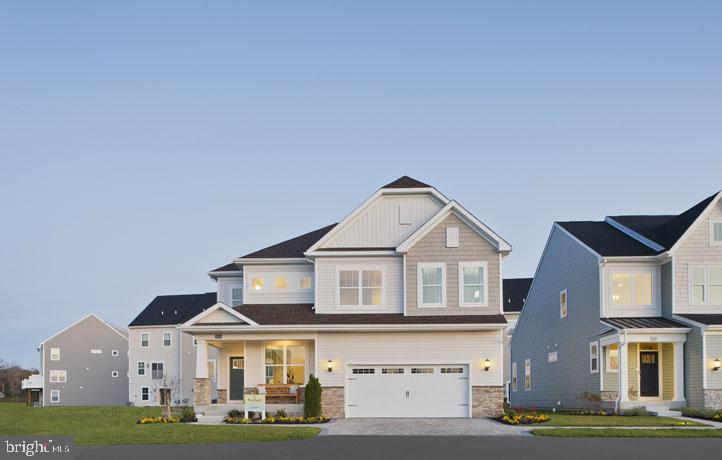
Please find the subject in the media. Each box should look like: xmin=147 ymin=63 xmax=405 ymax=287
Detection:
xmin=511 ymin=226 xmax=606 ymax=409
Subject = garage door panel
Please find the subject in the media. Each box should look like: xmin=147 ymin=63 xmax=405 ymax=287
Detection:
xmin=346 ymin=365 xmax=469 ymax=418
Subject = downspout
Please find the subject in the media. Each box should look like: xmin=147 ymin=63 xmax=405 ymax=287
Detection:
xmin=178 ymin=327 xmax=182 ymax=405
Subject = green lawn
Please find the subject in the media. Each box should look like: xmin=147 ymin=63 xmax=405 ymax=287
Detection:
xmin=0 ymin=403 xmax=319 ymax=446
xmin=531 ymin=428 xmax=722 ymax=438
xmin=514 ymin=412 xmax=708 ymax=427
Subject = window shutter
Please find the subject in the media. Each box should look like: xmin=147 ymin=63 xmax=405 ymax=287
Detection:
xmin=446 ymin=227 xmax=459 ymax=248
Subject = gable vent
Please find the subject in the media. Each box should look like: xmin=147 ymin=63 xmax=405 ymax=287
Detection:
xmin=446 ymin=227 xmax=459 ymax=248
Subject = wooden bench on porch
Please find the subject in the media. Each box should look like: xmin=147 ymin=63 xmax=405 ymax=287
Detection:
xmin=258 ymin=384 xmax=301 ymax=404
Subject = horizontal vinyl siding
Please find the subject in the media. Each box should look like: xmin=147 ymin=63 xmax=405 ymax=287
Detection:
xmin=663 ymin=343 xmax=674 ymax=400
xmin=315 ymin=331 xmax=502 ymax=388
xmin=511 ymin=226 xmax=606 ymax=409
xmin=685 ymin=326 xmax=705 ymax=407
xmin=243 ymin=264 xmax=314 ymax=304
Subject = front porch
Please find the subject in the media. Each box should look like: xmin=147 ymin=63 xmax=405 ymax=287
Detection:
xmin=599 ymin=330 xmax=687 ymax=411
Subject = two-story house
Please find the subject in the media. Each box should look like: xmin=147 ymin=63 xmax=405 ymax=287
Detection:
xmin=511 ymin=191 xmax=722 ymax=412
xmin=175 ymin=176 xmax=512 ymax=418
xmin=22 ymin=314 xmax=129 ymax=406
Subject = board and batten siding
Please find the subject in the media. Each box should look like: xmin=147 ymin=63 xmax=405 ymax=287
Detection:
xmin=674 ymin=198 xmax=722 ymax=314
xmin=242 ymin=264 xmax=314 ymax=305
xmin=684 ymin=326 xmax=705 ymax=407
xmin=315 ymin=331 xmax=502 ymax=388
xmin=510 ymin=225 xmax=607 ymax=409
xmin=314 ymin=256 xmax=404 ymax=313
xmin=405 ymin=213 xmax=501 ymax=316
xmin=320 ymin=194 xmax=443 ymax=249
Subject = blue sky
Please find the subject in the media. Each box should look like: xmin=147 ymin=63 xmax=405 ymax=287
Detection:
xmin=1 ymin=1 xmax=720 ymax=367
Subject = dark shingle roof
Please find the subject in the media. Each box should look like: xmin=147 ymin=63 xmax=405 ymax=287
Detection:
xmin=129 ymin=293 xmax=217 ymax=327
xmin=557 ymin=221 xmax=660 ymax=257
xmin=210 ymin=262 xmax=242 ymax=272
xmin=229 ymin=304 xmax=506 ymax=326
xmin=602 ymin=317 xmax=689 ymax=330
xmin=381 ymin=176 xmax=432 ymax=189
xmin=503 ymin=278 xmax=533 ymax=313
xmin=241 ymin=223 xmax=337 ymax=259
xmin=676 ymin=314 xmax=722 ymax=325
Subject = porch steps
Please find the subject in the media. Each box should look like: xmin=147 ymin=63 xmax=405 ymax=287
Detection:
xmin=645 ymin=405 xmax=682 ymax=417
xmin=195 ymin=414 xmax=226 ymax=424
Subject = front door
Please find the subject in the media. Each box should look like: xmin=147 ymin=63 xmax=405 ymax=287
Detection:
xmin=229 ymin=357 xmax=244 ymax=401
xmin=639 ymin=351 xmax=659 ymax=397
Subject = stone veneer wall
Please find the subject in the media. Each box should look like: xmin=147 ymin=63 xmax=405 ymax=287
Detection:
xmin=216 ymin=389 xmax=227 ymax=404
xmin=600 ymin=391 xmax=619 ymax=402
xmin=705 ymin=389 xmax=722 ymax=410
xmin=321 ymin=387 xmax=345 ymax=418
xmin=471 ymin=386 xmax=504 ymax=418
xmin=194 ymin=378 xmax=210 ymax=405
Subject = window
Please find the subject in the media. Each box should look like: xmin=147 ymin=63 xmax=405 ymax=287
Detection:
xmin=49 ymin=370 xmax=67 ymax=383
xmin=459 ymin=262 xmax=487 ymax=306
xmin=338 ymin=269 xmax=382 ymax=306
xmin=352 ymin=368 xmax=375 ymax=374
xmin=440 ymin=367 xmax=464 ymax=374
xmin=511 ymin=362 xmax=517 ymax=392
xmin=611 ymin=271 xmax=654 ymax=307
xmin=560 ymin=289 xmax=568 ymax=318
xmin=230 ymin=286 xmax=243 ymax=307
xmin=399 ymin=205 xmax=412 ymax=225
xmin=418 ymin=263 xmax=446 ymax=307
xmin=524 ymin=359 xmax=531 ymax=391
xmin=50 ymin=348 xmax=60 ymax=361
xmin=111 ymin=349 xmax=119 ymax=357
xmin=265 ymin=343 xmax=305 ymax=384
xmin=208 ymin=359 xmax=217 ymax=382
xmin=151 ymin=362 xmax=164 ymax=380
xmin=606 ymin=345 xmax=619 ymax=373
xmin=163 ymin=332 xmax=172 ymax=347
xmin=590 ymin=342 xmax=599 ymax=373
xmin=711 ymin=220 xmax=722 ymax=246
xmin=690 ymin=265 xmax=722 ymax=303
xmin=446 ymin=227 xmax=459 ymax=248
xmin=50 ymin=390 xmax=60 ymax=403
xmin=251 ymin=277 xmax=264 ymax=291
xmin=137 ymin=361 xmax=145 ymax=376
xmin=299 ymin=276 xmax=312 ymax=289
xmin=382 ymin=368 xmax=404 ymax=374
xmin=111 ymin=371 xmax=119 ymax=378
xmin=274 ymin=276 xmax=287 ymax=289
xmin=141 ymin=333 xmax=149 ymax=348
xmin=411 ymin=367 xmax=433 ymax=374
xmin=141 ymin=387 xmax=149 ymax=401
xmin=90 ymin=349 xmax=102 ymax=354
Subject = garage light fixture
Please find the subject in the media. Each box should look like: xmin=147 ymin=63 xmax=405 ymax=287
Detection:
xmin=713 ymin=358 xmax=721 ymax=372
xmin=327 ymin=360 xmax=334 ymax=372
xmin=483 ymin=359 xmax=491 ymax=371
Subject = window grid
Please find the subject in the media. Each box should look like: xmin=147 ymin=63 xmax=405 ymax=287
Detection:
xmin=382 ymin=368 xmax=404 ymax=374
xmin=440 ymin=367 xmax=464 ymax=374
xmin=352 ymin=368 xmax=375 ymax=374
xmin=411 ymin=367 xmax=434 ymax=374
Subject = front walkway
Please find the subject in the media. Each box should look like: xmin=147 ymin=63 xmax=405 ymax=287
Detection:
xmin=319 ymin=418 xmax=531 ymax=436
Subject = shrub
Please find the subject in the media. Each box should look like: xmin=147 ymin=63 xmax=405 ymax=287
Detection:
xmin=681 ymin=407 xmax=722 ymax=421
xmin=304 ymin=374 xmax=322 ymax=418
xmin=226 ymin=409 xmax=243 ymax=418
xmin=225 ymin=417 xmax=252 ymax=424
xmin=138 ymin=417 xmax=179 ymax=424
xmin=275 ymin=408 xmax=287 ymax=417
xmin=621 ymin=406 xmax=649 ymax=416
xmin=499 ymin=414 xmax=550 ymax=425
xmin=178 ymin=406 xmax=197 ymax=423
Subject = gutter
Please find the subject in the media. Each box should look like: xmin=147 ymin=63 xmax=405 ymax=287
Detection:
xmin=178 ymin=323 xmax=507 ymax=333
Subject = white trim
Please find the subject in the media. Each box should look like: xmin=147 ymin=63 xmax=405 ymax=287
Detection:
xmin=560 ymin=289 xmax=568 ymax=319
xmin=668 ymin=191 xmax=722 ymax=254
xmin=140 ymin=332 xmax=149 ymax=348
xmin=181 ymin=323 xmax=506 ymax=333
xmin=162 ymin=331 xmax=173 ymax=348
xmin=40 ymin=313 xmax=128 ymax=345
xmin=604 ymin=264 xmax=661 ymax=317
xmin=181 ymin=302 xmax=259 ymax=328
xmin=397 ymin=201 xmax=512 ymax=253
xmin=50 ymin=389 xmax=60 ymax=403
xmin=590 ymin=341 xmax=599 ymax=374
xmin=606 ymin=343 xmax=619 ymax=373
xmin=233 ymin=257 xmax=308 ymax=265
xmin=137 ymin=361 xmax=146 ymax=376
xmin=306 ymin=250 xmax=398 ymax=257
xmin=636 ymin=343 xmax=663 ymax=400
xmin=417 ymin=262 xmax=447 ymax=308
xmin=605 ymin=217 xmax=666 ymax=252
xmin=402 ymin=254 xmax=407 ymax=315
xmin=524 ymin=358 xmax=531 ymax=391
xmin=511 ymin=361 xmax=517 ymax=392
xmin=711 ymin=219 xmax=722 ymax=246
xmin=688 ymin=264 xmax=722 ymax=305
xmin=49 ymin=370 xmax=67 ymax=383
xmin=207 ymin=358 xmax=217 ymax=382
xmin=458 ymin=261 xmax=489 ymax=307
xmin=141 ymin=386 xmax=150 ymax=401
xmin=50 ymin=347 xmax=60 ymax=361
xmin=228 ymin=282 xmax=244 ymax=308
xmin=149 ymin=361 xmax=165 ymax=380
xmin=335 ymin=266 xmax=386 ymax=308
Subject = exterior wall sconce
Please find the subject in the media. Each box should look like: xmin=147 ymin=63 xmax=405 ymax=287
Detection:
xmin=713 ymin=358 xmax=721 ymax=372
xmin=327 ymin=360 xmax=334 ymax=372
xmin=483 ymin=359 xmax=491 ymax=371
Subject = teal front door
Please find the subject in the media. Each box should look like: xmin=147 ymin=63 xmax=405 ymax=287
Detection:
xmin=229 ymin=357 xmax=244 ymax=400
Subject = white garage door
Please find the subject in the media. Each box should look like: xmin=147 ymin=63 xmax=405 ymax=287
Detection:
xmin=346 ymin=365 xmax=469 ymax=418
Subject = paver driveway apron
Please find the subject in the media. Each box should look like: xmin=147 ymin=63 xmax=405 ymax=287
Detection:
xmin=320 ymin=418 xmax=529 ymax=436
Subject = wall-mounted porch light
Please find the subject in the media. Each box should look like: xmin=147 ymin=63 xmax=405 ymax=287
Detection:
xmin=713 ymin=358 xmax=721 ymax=372
xmin=483 ymin=359 xmax=491 ymax=372
xmin=327 ymin=360 xmax=334 ymax=372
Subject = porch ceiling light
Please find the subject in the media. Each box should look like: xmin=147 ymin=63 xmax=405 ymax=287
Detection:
xmin=713 ymin=358 xmax=721 ymax=372
xmin=327 ymin=360 xmax=334 ymax=372
xmin=483 ymin=359 xmax=491 ymax=371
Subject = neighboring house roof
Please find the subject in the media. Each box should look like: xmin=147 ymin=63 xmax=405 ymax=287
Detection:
xmin=129 ymin=292 xmax=218 ymax=327
xmin=557 ymin=221 xmax=660 ymax=257
xmin=601 ymin=317 xmax=689 ymax=330
xmin=225 ymin=304 xmax=506 ymax=325
xmin=676 ymin=314 xmax=722 ymax=326
xmin=502 ymin=278 xmax=533 ymax=313
xmin=381 ymin=175 xmax=432 ymax=189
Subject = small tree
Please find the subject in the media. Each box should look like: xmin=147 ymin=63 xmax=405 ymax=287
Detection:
xmin=304 ymin=374 xmax=322 ymax=418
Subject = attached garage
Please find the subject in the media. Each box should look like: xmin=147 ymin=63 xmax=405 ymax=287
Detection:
xmin=346 ymin=364 xmax=470 ymax=418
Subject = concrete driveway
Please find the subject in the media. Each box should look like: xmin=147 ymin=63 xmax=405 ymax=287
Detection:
xmin=319 ymin=418 xmax=529 ymax=436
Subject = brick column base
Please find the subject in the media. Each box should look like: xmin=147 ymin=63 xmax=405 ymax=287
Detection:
xmin=472 ymin=386 xmax=504 ymax=418
xmin=194 ymin=378 xmax=211 ymax=405
xmin=321 ymin=386 xmax=345 ymax=418
xmin=216 ymin=389 xmax=227 ymax=404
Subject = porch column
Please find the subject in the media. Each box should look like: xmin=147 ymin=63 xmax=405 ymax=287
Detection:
xmin=674 ymin=341 xmax=685 ymax=402
xmin=195 ymin=338 xmax=208 ymax=378
xmin=619 ymin=340 xmax=629 ymax=402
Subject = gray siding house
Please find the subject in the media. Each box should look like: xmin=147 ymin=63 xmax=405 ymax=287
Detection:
xmin=26 ymin=314 xmax=129 ymax=406
xmin=511 ymin=191 xmax=722 ymax=412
